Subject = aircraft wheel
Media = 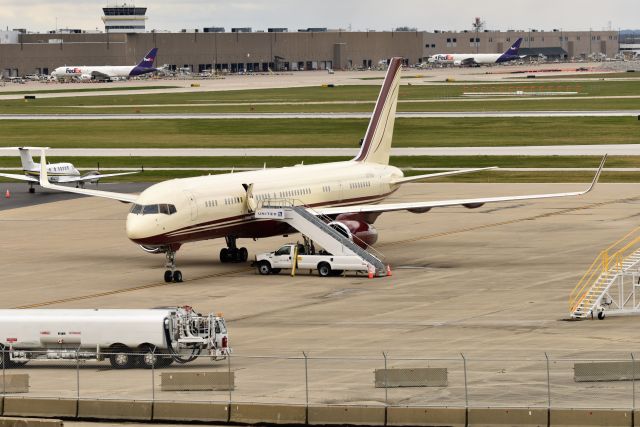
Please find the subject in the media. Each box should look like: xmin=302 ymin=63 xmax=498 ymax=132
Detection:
xmin=239 ymin=247 xmax=248 ymax=262
xmin=28 ymin=188 xmax=35 ymax=194
xmin=164 ymin=270 xmax=173 ymax=282
xmin=598 ymin=311 xmax=606 ymax=320
xmin=258 ymin=261 xmax=272 ymax=275
xmin=172 ymin=270 xmax=183 ymax=283
xmin=220 ymin=248 xmax=229 ymax=263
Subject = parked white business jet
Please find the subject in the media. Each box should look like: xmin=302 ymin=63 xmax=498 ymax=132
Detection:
xmin=0 ymin=147 xmax=137 ymax=193
xmin=51 ymin=48 xmax=158 ymax=81
xmin=36 ymin=57 xmax=605 ymax=282
xmin=428 ymin=38 xmax=523 ymax=66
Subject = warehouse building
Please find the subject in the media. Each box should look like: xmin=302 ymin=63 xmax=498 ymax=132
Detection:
xmin=0 ymin=27 xmax=620 ymax=77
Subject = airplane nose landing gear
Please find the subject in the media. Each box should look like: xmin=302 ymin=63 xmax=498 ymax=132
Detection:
xmin=164 ymin=249 xmax=183 ymax=283
xmin=220 ymin=236 xmax=248 ymax=263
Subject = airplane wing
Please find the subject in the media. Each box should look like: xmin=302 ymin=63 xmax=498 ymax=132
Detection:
xmin=460 ymin=58 xmax=478 ymax=66
xmin=38 ymin=151 xmax=138 ymax=203
xmin=56 ymin=171 xmax=139 ymax=183
xmin=316 ymin=156 xmax=606 ymax=217
xmin=91 ymin=70 xmax=113 ymax=80
xmin=0 ymin=172 xmax=38 ymax=183
xmin=391 ymin=167 xmax=497 ymax=185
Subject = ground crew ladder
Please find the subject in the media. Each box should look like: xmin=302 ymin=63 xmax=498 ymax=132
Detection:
xmin=569 ymin=227 xmax=640 ymax=319
xmin=256 ymin=199 xmax=387 ymax=276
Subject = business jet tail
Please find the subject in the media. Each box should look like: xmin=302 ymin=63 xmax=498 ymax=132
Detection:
xmin=353 ymin=57 xmax=403 ymax=165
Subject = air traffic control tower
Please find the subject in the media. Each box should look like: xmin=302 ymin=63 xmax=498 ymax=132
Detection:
xmin=101 ymin=4 xmax=147 ymax=33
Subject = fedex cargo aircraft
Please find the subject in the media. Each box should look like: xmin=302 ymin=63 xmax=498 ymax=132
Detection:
xmin=428 ymin=38 xmax=523 ymax=66
xmin=52 ymin=48 xmax=158 ymax=81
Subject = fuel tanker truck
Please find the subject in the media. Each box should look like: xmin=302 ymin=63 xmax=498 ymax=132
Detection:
xmin=0 ymin=306 xmax=230 ymax=369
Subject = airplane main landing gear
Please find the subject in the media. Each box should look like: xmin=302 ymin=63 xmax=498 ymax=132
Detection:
xmin=220 ymin=236 xmax=248 ymax=263
xmin=28 ymin=183 xmax=35 ymax=193
xmin=164 ymin=249 xmax=183 ymax=283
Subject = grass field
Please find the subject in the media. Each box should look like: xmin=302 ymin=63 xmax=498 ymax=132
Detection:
xmin=0 ymin=80 xmax=638 ymax=114
xmin=0 ymin=117 xmax=637 ymax=148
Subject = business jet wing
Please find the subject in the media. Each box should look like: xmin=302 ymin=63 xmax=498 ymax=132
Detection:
xmin=56 ymin=171 xmax=139 ymax=183
xmin=316 ymin=156 xmax=605 ymax=217
xmin=0 ymin=172 xmax=38 ymax=183
xmin=38 ymin=151 xmax=138 ymax=203
xmin=390 ymin=167 xmax=497 ymax=184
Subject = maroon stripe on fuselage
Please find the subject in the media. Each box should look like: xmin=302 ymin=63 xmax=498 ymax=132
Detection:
xmin=130 ymin=190 xmax=398 ymax=246
xmin=354 ymin=58 xmax=402 ymax=162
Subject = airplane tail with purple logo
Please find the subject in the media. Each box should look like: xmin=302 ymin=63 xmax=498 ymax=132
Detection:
xmin=137 ymin=48 xmax=158 ymax=68
xmin=497 ymin=38 xmax=523 ymax=62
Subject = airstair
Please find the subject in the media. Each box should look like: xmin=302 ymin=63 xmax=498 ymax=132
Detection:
xmin=255 ymin=199 xmax=388 ymax=276
xmin=569 ymin=227 xmax=640 ymax=319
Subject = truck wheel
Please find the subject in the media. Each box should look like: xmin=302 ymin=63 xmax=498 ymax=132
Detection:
xmin=258 ymin=261 xmax=272 ymax=275
xmin=318 ymin=262 xmax=332 ymax=277
xmin=330 ymin=270 xmax=344 ymax=277
xmin=109 ymin=347 xmax=133 ymax=369
xmin=138 ymin=345 xmax=158 ymax=369
xmin=271 ymin=268 xmax=282 ymax=275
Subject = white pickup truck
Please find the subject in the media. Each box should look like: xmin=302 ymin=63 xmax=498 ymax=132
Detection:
xmin=255 ymin=243 xmax=372 ymax=277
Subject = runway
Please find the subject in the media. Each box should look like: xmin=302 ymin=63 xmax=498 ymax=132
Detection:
xmin=0 ymin=144 xmax=637 ymax=157
xmin=0 ymin=110 xmax=638 ymax=120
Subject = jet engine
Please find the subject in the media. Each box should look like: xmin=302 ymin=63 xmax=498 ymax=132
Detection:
xmin=327 ymin=214 xmax=378 ymax=248
xmin=463 ymin=203 xmax=485 ymax=209
xmin=80 ymin=74 xmax=93 ymax=81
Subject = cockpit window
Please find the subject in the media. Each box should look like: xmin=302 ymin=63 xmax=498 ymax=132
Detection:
xmin=130 ymin=204 xmax=143 ymax=214
xmin=143 ymin=204 xmax=159 ymax=215
xmin=130 ymin=203 xmax=177 ymax=216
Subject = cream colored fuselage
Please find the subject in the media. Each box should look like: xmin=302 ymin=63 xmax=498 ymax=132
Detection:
xmin=125 ymin=161 xmax=403 ymax=247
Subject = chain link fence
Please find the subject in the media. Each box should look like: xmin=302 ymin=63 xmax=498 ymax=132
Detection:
xmin=2 ymin=348 xmax=640 ymax=408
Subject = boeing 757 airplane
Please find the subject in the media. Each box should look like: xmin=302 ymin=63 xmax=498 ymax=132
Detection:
xmin=428 ymin=38 xmax=523 ymax=66
xmin=0 ymin=147 xmax=137 ymax=193
xmin=51 ymin=48 xmax=158 ymax=81
xmin=36 ymin=57 xmax=605 ymax=282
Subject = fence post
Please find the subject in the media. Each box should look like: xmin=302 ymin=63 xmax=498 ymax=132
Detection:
xmin=382 ymin=352 xmax=388 ymax=407
xmin=545 ymin=353 xmax=551 ymax=409
xmin=227 ymin=352 xmax=232 ymax=404
xmin=461 ymin=353 xmax=469 ymax=410
xmin=76 ymin=350 xmax=80 ymax=400
xmin=151 ymin=349 xmax=156 ymax=402
xmin=632 ymin=353 xmax=636 ymax=411
xmin=2 ymin=347 xmax=5 ymax=395
xmin=303 ymin=352 xmax=309 ymax=407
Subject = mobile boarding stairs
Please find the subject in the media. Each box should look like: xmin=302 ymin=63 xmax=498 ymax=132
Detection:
xmin=570 ymin=227 xmax=640 ymax=319
xmin=254 ymin=199 xmax=388 ymax=277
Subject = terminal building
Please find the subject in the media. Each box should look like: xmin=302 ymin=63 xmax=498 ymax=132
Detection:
xmin=0 ymin=10 xmax=622 ymax=77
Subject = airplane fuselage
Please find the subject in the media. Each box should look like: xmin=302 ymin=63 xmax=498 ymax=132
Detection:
xmin=52 ymin=65 xmax=156 ymax=80
xmin=126 ymin=161 xmax=403 ymax=247
xmin=25 ymin=162 xmax=80 ymax=183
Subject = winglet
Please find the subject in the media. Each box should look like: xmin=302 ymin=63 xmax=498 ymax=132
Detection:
xmin=584 ymin=154 xmax=607 ymax=194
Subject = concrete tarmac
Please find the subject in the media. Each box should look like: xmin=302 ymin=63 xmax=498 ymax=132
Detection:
xmin=2 ymin=182 xmax=640 ymax=407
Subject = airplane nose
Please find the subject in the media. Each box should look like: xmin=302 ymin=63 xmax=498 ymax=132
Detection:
xmin=126 ymin=213 xmax=155 ymax=241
